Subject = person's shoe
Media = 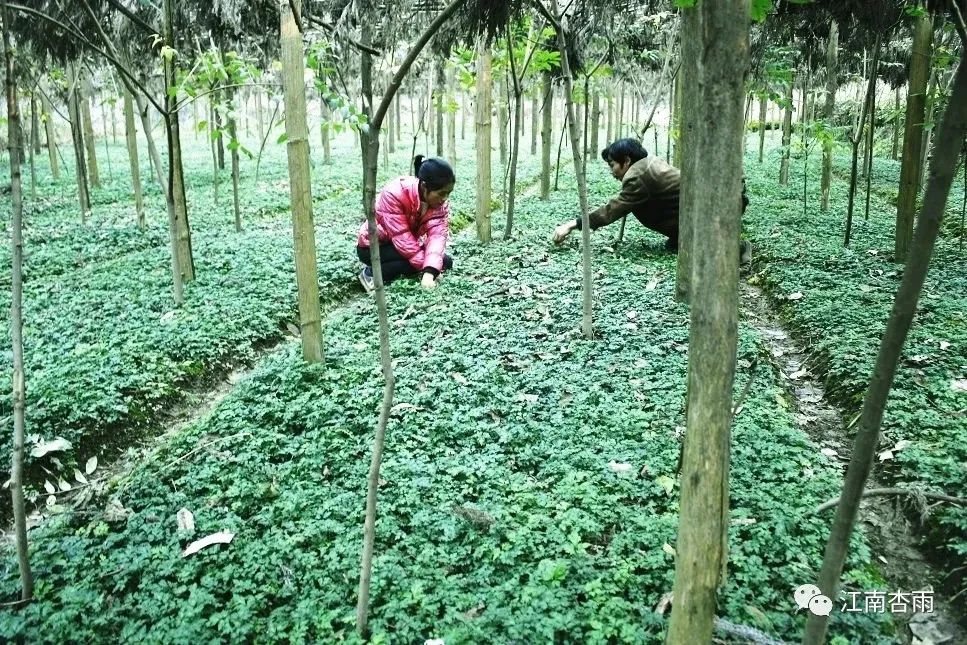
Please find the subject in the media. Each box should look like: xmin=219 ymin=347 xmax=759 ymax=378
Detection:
xmin=358 ymin=266 xmax=375 ymax=294
xmin=740 ymin=240 xmax=753 ymax=266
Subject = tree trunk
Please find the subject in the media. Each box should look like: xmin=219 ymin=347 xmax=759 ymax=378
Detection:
xmin=280 ymin=0 xmax=323 ymax=362
xmin=209 ymin=99 xmax=220 ymax=204
xmin=321 ymin=102 xmax=332 ymax=165
xmin=228 ymin=98 xmax=242 ymax=232
xmin=803 ymin=56 xmax=966 ymax=645
xmin=40 ymin=89 xmax=60 ymax=180
xmin=122 ymin=89 xmax=145 ymax=230
xmin=757 ymin=94 xmax=767 ymax=163
xmin=3 ymin=0 xmax=34 ymax=601
xmin=29 ymin=91 xmax=39 ymax=154
xmin=919 ymin=66 xmax=939 ymax=189
xmin=895 ymin=14 xmax=933 ymax=263
xmin=821 ymin=20 xmax=839 ymax=212
xmin=540 ymin=70 xmax=553 ymax=199
xmin=673 ymin=67 xmax=683 ymax=166
xmin=617 ymin=83 xmax=625 ymax=139
xmin=256 ymin=89 xmax=265 ymax=143
xmin=475 ymin=36 xmax=493 ymax=242
xmin=396 ymin=88 xmax=402 ymax=142
xmin=67 ymin=64 xmax=91 ymax=222
xmin=99 ymin=93 xmax=113 ymax=182
xmin=550 ymin=7 xmax=592 ymax=339
xmin=80 ymin=73 xmax=101 ymax=189
xmin=606 ymin=90 xmax=613 ymax=144
xmin=446 ymin=66 xmax=456 ymax=163
xmin=460 ymin=92 xmax=466 ymax=140
xmin=864 ymin=84 xmax=876 ymax=221
xmin=530 ymin=94 xmax=538 ymax=155
xmin=845 ymin=38 xmax=881 ymax=248
xmin=667 ymin=2 xmax=747 ymax=641
xmin=214 ymin=91 xmax=225 ymax=171
xmin=498 ymin=76 xmax=508 ymax=167
xmin=892 ymin=86 xmax=901 ymax=160
xmin=435 ymin=58 xmax=444 ymax=157
xmin=590 ymin=90 xmax=600 ymax=159
xmin=780 ymin=73 xmax=794 ymax=185
xmin=505 ymin=88 xmax=523 ymax=240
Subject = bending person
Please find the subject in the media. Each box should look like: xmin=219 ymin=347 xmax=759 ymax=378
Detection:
xmin=357 ymin=155 xmax=455 ymax=293
xmin=552 ymin=138 xmax=750 ymax=262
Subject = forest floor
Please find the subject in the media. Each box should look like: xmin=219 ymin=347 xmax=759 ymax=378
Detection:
xmin=1 ymin=129 xmax=965 ymax=643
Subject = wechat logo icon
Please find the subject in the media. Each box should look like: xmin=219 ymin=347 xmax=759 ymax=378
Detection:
xmin=795 ymin=584 xmax=833 ymax=617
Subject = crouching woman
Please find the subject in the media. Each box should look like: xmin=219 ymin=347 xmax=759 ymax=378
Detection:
xmin=356 ymin=155 xmax=455 ymax=292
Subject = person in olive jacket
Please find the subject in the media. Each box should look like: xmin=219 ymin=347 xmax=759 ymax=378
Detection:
xmin=552 ymin=138 xmax=750 ymax=262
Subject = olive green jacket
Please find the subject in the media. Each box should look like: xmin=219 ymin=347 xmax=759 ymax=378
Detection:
xmin=577 ymin=156 xmax=681 ymax=231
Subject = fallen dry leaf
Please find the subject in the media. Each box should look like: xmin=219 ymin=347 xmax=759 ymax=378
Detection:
xmin=182 ymin=531 xmax=234 ymax=557
xmin=176 ymin=508 xmax=195 ymax=532
xmin=608 ymin=460 xmax=632 ymax=473
xmin=452 ymin=373 xmax=469 ymax=386
xmin=951 ymin=379 xmax=967 ymax=393
xmin=787 ymin=291 xmax=804 ymax=301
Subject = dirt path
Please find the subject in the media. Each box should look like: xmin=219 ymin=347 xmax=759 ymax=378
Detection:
xmin=740 ymin=281 xmax=964 ymax=645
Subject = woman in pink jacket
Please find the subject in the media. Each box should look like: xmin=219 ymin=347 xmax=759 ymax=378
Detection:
xmin=356 ymin=156 xmax=455 ymax=293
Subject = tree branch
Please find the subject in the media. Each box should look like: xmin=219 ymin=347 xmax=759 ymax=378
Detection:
xmin=951 ymin=0 xmax=967 ymax=47
xmin=105 ymin=0 xmax=157 ymax=36
xmin=814 ymin=487 xmax=967 ymax=514
xmin=371 ymin=0 xmax=470 ymax=131
xmin=305 ymin=14 xmax=382 ymax=56
xmin=10 ymin=1 xmax=165 ymax=115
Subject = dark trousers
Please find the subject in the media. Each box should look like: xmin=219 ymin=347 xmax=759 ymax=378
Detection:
xmin=357 ymin=243 xmax=453 ymax=284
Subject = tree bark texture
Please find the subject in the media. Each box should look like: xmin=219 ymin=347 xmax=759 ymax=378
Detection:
xmin=280 ymin=0 xmax=323 ymax=362
xmin=895 ymin=14 xmax=933 ymax=263
xmin=163 ymin=0 xmax=194 ymax=285
xmin=821 ymin=20 xmax=839 ymax=212
xmin=780 ymin=73 xmax=794 ymax=185
xmin=80 ymin=72 xmax=101 ymax=189
xmin=757 ymin=94 xmax=767 ymax=163
xmin=122 ymin=88 xmax=145 ymax=229
xmin=3 ymin=0 xmax=34 ymax=600
xmin=446 ymin=66 xmax=456 ymax=163
xmin=40 ymin=89 xmax=60 ymax=180
xmin=540 ymin=70 xmax=553 ymax=199
xmin=667 ymin=1 xmax=749 ymax=642
xmin=67 ymin=65 xmax=91 ymax=221
xmin=475 ymin=37 xmax=493 ymax=242
xmin=435 ymin=57 xmax=445 ymax=157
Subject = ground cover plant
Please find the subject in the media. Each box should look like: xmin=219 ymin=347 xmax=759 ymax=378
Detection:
xmin=0 ymin=159 xmax=897 ymax=643
xmin=745 ymin=132 xmax=967 ymax=598
xmin=0 ymin=132 xmax=544 ymax=508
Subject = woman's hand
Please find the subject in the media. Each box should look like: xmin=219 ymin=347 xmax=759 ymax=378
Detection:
xmin=421 ymin=272 xmax=438 ymax=290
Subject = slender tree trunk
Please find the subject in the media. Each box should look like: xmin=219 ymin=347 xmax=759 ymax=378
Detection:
xmin=67 ymin=64 xmax=91 ymax=221
xmin=864 ymin=86 xmax=876 ymax=221
xmin=667 ymin=80 xmax=674 ymax=160
xmin=353 ymin=2 xmax=469 ymax=635
xmin=590 ymin=91 xmax=600 ymax=159
xmin=80 ymin=73 xmax=101 ymax=189
xmin=435 ymin=58 xmax=444 ymax=157
xmin=780 ymin=74 xmax=795 ymax=185
xmin=606 ymin=90 xmax=613 ymax=144
xmin=549 ymin=5 xmax=592 ymax=339
xmin=209 ymin=99 xmax=220 ymax=204
xmin=162 ymin=0 xmax=194 ymax=287
xmin=757 ymin=94 xmax=767 ymax=163
xmin=845 ymin=39 xmax=881 ymax=247
xmin=617 ymin=83 xmax=625 ymax=139
xmin=460 ymin=92 xmax=466 ymax=140
xmin=540 ymin=70 xmax=553 ymax=199
xmin=498 ymin=76 xmax=508 ymax=167
xmin=214 ymin=91 xmax=225 ymax=171
xmin=475 ymin=36 xmax=493 ymax=242
xmin=821 ymin=20 xmax=839 ymax=212
xmin=29 ymin=91 xmax=39 ymax=154
xmin=895 ymin=14 xmax=933 ymax=263
xmin=280 ymin=0 xmax=323 ymax=362
xmin=123 ymin=89 xmax=145 ymax=229
xmin=40 ymin=89 xmax=60 ymax=180
xmin=228 ymin=97 xmax=242 ymax=232
xmin=892 ymin=86 xmax=901 ymax=161
xmin=396 ymin=87 xmax=402 ymax=142
xmin=554 ymin=109 xmax=568 ymax=190
xmin=530 ymin=94 xmax=538 ymax=155
xmin=505 ymin=89 xmax=523 ymax=240
xmin=3 ymin=0 xmax=34 ymax=601
xmin=920 ymin=67 xmax=940 ymax=189
xmin=803 ymin=56 xmax=967 ymax=645
xmin=668 ymin=1 xmax=748 ymax=640
xmin=99 ymin=95 xmax=113 ymax=183
xmin=446 ymin=66 xmax=456 ymax=163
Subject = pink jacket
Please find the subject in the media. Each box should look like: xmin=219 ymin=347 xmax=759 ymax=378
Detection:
xmin=356 ymin=177 xmax=450 ymax=272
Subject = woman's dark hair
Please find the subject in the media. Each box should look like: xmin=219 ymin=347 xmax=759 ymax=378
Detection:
xmin=413 ymin=155 xmax=456 ymax=190
xmin=601 ymin=138 xmax=648 ymax=165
